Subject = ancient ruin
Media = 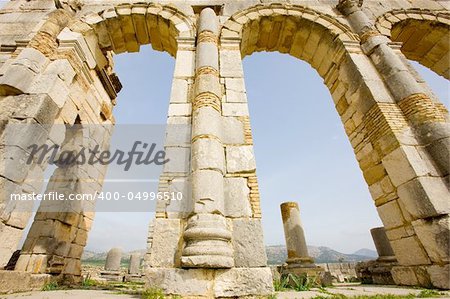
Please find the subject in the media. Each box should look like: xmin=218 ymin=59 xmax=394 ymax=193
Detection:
xmin=100 ymin=247 xmax=122 ymax=281
xmin=125 ymin=252 xmax=142 ymax=282
xmin=357 ymin=227 xmax=398 ymax=285
xmin=0 ymin=0 xmax=449 ymax=297
xmin=280 ymin=202 xmax=322 ymax=278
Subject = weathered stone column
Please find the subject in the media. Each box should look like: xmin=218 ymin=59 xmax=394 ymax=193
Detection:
xmin=128 ymin=253 xmax=141 ymax=275
xmin=180 ymin=7 xmax=234 ymax=269
xmin=371 ymin=227 xmax=396 ymax=262
xmin=125 ymin=252 xmax=142 ymax=282
xmin=280 ymin=202 xmax=314 ymax=267
xmin=101 ymin=248 xmax=123 ymax=281
xmin=0 ymin=92 xmax=59 ymax=268
xmin=356 ymin=227 xmax=397 ymax=285
xmin=105 ymin=248 xmax=122 ymax=271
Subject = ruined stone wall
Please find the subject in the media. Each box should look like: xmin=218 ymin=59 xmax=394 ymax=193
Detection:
xmin=0 ymin=0 xmax=115 ymax=280
xmin=0 ymin=0 xmax=448 ymax=296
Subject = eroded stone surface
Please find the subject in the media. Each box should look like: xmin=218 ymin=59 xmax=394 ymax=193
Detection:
xmin=231 ymin=218 xmax=267 ymax=267
xmin=214 ymin=268 xmax=274 ymax=297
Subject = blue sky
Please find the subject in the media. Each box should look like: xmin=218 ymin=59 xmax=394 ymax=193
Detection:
xmin=85 ymin=45 xmax=449 ymax=254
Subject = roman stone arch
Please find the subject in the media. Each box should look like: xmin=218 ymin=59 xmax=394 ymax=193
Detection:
xmin=220 ymin=1 xmax=449 ymax=289
xmin=0 ymin=1 xmax=196 ymax=284
xmin=375 ymin=9 xmax=450 ymax=79
xmin=81 ymin=3 xmax=196 ymax=56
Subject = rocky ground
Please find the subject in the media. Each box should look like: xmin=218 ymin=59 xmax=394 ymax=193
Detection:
xmin=1 ymin=285 xmax=449 ymax=299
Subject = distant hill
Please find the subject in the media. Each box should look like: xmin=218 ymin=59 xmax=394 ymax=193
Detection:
xmin=265 ymin=245 xmax=376 ymax=265
xmin=352 ymin=248 xmax=377 ymax=258
xmin=82 ymin=247 xmax=376 ymax=266
xmin=82 ymin=249 xmax=146 ymax=266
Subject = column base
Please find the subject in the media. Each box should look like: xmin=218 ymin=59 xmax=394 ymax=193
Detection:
xmin=356 ymin=259 xmax=397 ymax=285
xmin=285 ymin=257 xmax=316 ymax=268
xmin=181 ymin=255 xmax=234 ymax=268
xmin=100 ymin=270 xmax=123 ymax=282
xmin=280 ymin=263 xmax=327 ymax=286
xmin=181 ymin=214 xmax=234 ymax=269
xmin=145 ymin=267 xmax=273 ymax=297
xmin=280 ymin=264 xmax=324 ymax=277
xmin=124 ymin=274 xmax=143 ymax=283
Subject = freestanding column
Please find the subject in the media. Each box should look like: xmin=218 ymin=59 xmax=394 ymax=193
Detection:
xmin=105 ymin=248 xmax=122 ymax=271
xmin=280 ymin=202 xmax=314 ymax=267
xmin=180 ymin=7 xmax=234 ymax=269
xmin=125 ymin=252 xmax=142 ymax=282
xmin=128 ymin=253 xmax=141 ymax=275
xmin=100 ymin=247 xmax=123 ymax=281
xmin=371 ymin=227 xmax=396 ymax=262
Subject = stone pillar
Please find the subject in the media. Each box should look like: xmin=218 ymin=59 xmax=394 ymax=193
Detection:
xmin=180 ymin=7 xmax=234 ymax=269
xmin=105 ymin=248 xmax=122 ymax=271
xmin=371 ymin=227 xmax=396 ymax=262
xmin=356 ymin=227 xmax=397 ymax=285
xmin=280 ymin=202 xmax=314 ymax=266
xmin=101 ymin=248 xmax=123 ymax=281
xmin=125 ymin=252 xmax=142 ymax=282
xmin=145 ymin=9 xmax=273 ymax=298
xmin=16 ymin=124 xmax=108 ymax=284
xmin=280 ymin=202 xmax=323 ymax=282
xmin=0 ymin=45 xmax=61 ymax=269
xmin=128 ymin=253 xmax=141 ymax=275
xmin=337 ymin=0 xmax=449 ymax=289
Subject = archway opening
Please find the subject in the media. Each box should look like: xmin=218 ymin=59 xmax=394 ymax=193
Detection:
xmin=243 ymin=51 xmax=382 ymax=266
xmin=81 ymin=45 xmax=175 ymax=274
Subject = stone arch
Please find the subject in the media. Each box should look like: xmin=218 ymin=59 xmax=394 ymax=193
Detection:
xmin=6 ymin=3 xmax=195 ymax=282
xmin=219 ymin=3 xmax=449 ymax=288
xmin=222 ymin=3 xmax=359 ymax=58
xmin=81 ymin=3 xmax=195 ymax=57
xmin=375 ymin=9 xmax=450 ymax=79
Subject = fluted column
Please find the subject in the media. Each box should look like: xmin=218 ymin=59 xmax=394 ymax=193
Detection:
xmin=180 ymin=7 xmax=234 ymax=269
xmin=337 ymin=0 xmax=450 ymax=178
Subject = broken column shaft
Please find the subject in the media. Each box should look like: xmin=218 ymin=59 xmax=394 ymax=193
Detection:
xmin=280 ymin=202 xmax=314 ymax=267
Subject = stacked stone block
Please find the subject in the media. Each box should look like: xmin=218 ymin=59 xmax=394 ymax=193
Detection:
xmin=356 ymin=227 xmax=398 ymax=285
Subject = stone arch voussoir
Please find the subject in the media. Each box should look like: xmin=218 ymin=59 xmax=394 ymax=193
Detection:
xmin=221 ymin=3 xmax=360 ymax=80
xmin=81 ymin=3 xmax=195 ymax=57
xmin=375 ymin=9 xmax=450 ymax=79
xmin=220 ymin=4 xmax=450 ymax=288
